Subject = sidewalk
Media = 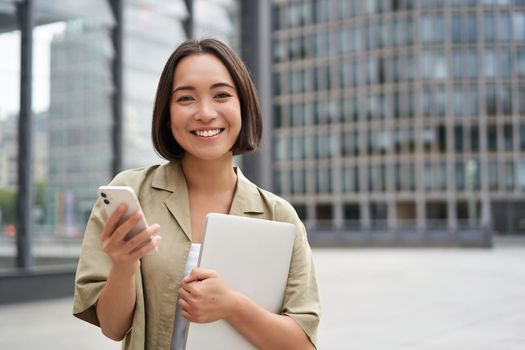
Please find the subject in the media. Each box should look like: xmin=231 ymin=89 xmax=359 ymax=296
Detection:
xmin=1 ymin=240 xmax=524 ymax=349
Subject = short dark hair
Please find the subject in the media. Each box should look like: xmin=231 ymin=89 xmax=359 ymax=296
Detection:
xmin=151 ymin=38 xmax=262 ymax=160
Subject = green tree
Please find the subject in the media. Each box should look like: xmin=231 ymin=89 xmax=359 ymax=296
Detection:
xmin=0 ymin=188 xmax=17 ymax=226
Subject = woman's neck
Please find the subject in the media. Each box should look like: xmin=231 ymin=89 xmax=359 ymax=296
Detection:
xmin=180 ymin=154 xmax=237 ymax=193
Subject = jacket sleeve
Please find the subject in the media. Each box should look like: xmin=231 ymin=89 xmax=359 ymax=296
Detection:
xmin=277 ymin=203 xmax=321 ymax=348
xmin=72 ymin=197 xmax=112 ymax=326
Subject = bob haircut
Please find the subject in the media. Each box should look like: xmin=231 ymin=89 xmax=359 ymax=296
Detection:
xmin=151 ymin=38 xmax=262 ymax=160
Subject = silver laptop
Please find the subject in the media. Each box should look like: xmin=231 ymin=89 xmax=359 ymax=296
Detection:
xmin=184 ymin=213 xmax=296 ymax=350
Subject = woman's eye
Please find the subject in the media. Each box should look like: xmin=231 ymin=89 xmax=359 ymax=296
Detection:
xmin=215 ymin=92 xmax=232 ymax=99
xmin=176 ymin=95 xmax=194 ymax=103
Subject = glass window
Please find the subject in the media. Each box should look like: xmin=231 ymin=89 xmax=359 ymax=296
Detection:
xmin=274 ymin=169 xmax=284 ymax=194
xmin=504 ymin=162 xmax=515 ymax=190
xmin=435 ymin=89 xmax=446 ymax=116
xmin=291 ymin=169 xmax=306 ymax=194
xmin=422 ymin=89 xmax=432 ymax=116
xmin=426 ymin=201 xmax=448 ymax=220
xmin=488 ymin=160 xmax=498 ymax=190
xmin=466 ymin=15 xmax=477 ymax=43
xmin=370 ymin=202 xmax=387 ymax=221
xmin=488 ymin=125 xmax=498 ymax=151
xmin=452 ymin=15 xmax=462 ymax=43
xmin=484 ymin=14 xmax=496 ymax=42
xmin=437 ymin=161 xmax=447 ymax=190
xmin=424 ymin=162 xmax=433 ymax=191
xmin=484 ymin=50 xmax=496 ymax=78
xmin=275 ymin=136 xmax=286 ymax=160
xmin=466 ymin=51 xmax=478 ymax=79
xmin=498 ymin=13 xmax=512 ymax=41
xmin=342 ymin=166 xmax=358 ymax=192
xmin=452 ymin=86 xmax=465 ymax=117
xmin=519 ymin=161 xmax=525 ymax=190
xmin=0 ymin=21 xmax=19 ymax=267
xmin=452 ymin=51 xmax=463 ymax=78
xmin=500 ymin=51 xmax=512 ymax=77
xmin=518 ymin=86 xmax=525 ymax=115
xmin=455 ymin=125 xmax=464 ymax=152
xmin=467 ymin=86 xmax=479 ymax=116
xmin=520 ymin=125 xmax=525 ymax=151
xmin=486 ymin=85 xmax=497 ymax=116
xmin=315 ymin=167 xmax=332 ymax=193
xmin=344 ymin=203 xmax=360 ymax=221
xmin=456 ymin=161 xmax=465 ymax=190
xmin=470 ymin=126 xmax=480 ymax=152
xmin=499 ymin=85 xmax=512 ymax=115
xmin=273 ymin=103 xmax=283 ymax=128
xmin=272 ymin=4 xmax=282 ymax=31
xmin=517 ymin=49 xmax=525 ymax=78
xmin=503 ymin=124 xmax=513 ymax=151
xmin=421 ymin=16 xmax=433 ymax=43
xmin=350 ymin=27 xmax=362 ymax=52
xmin=514 ymin=12 xmax=525 ymax=41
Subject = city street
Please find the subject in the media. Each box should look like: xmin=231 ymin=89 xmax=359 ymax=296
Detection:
xmin=1 ymin=239 xmax=524 ymax=349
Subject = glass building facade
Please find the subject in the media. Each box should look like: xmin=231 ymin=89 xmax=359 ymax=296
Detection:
xmin=271 ymin=0 xmax=525 ymax=237
xmin=0 ymin=0 xmax=240 ymax=268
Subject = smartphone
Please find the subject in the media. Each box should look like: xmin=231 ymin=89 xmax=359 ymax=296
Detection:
xmin=98 ymin=185 xmax=158 ymax=254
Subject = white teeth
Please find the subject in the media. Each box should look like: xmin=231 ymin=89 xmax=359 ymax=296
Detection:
xmin=194 ymin=129 xmax=221 ymax=137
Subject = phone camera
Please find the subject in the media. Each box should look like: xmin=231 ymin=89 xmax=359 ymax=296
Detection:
xmin=100 ymin=192 xmax=107 ymax=198
xmin=104 ymin=199 xmax=110 ymax=205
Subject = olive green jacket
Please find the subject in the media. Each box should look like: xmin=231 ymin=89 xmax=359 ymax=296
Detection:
xmin=73 ymin=161 xmax=320 ymax=349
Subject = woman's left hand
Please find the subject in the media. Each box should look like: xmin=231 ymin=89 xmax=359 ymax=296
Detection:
xmin=178 ymin=268 xmax=239 ymax=323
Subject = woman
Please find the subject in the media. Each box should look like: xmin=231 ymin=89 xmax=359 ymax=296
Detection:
xmin=73 ymin=38 xmax=320 ymax=350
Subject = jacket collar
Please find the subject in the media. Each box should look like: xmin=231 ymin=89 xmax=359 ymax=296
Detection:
xmin=151 ymin=160 xmax=265 ymax=240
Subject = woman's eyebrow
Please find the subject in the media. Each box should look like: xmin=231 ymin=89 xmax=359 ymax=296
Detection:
xmin=172 ymin=82 xmax=235 ymax=95
xmin=172 ymin=85 xmax=194 ymax=94
xmin=211 ymin=82 xmax=235 ymax=90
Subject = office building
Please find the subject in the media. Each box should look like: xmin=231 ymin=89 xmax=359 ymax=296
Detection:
xmin=270 ymin=0 xmax=525 ymax=240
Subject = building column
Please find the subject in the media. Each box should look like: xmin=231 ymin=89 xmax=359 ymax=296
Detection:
xmin=16 ymin=0 xmax=34 ymax=269
xmin=109 ymin=0 xmax=123 ymax=176
xmin=239 ymin=0 xmax=273 ymax=191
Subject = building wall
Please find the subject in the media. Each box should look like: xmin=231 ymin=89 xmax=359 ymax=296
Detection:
xmin=271 ymin=0 xmax=525 ymax=235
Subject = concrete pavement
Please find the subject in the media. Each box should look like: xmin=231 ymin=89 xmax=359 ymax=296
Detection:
xmin=1 ymin=240 xmax=524 ymax=349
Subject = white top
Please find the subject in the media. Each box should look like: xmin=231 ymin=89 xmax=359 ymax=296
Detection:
xmin=171 ymin=243 xmax=201 ymax=350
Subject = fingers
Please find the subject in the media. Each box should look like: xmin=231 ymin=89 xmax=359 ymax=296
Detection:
xmin=100 ymin=204 xmax=127 ymax=240
xmin=112 ymin=210 xmax=144 ymax=243
xmin=102 ymin=210 xmax=144 ymax=254
xmin=130 ymin=235 xmax=162 ymax=259
xmin=124 ymin=224 xmax=160 ymax=254
xmin=183 ymin=268 xmax=218 ymax=283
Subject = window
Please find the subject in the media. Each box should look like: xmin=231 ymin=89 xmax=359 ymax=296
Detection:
xmin=426 ymin=202 xmax=448 ymax=220
xmin=504 ymin=162 xmax=515 ymax=190
xmin=486 ymin=85 xmax=497 ymax=116
xmin=484 ymin=14 xmax=496 ymax=42
xmin=514 ymin=12 xmax=525 ymax=41
xmin=456 ymin=161 xmax=465 ymax=190
xmin=470 ymin=126 xmax=479 ymax=152
xmin=503 ymin=124 xmax=513 ymax=151
xmin=498 ymin=13 xmax=512 ymax=41
xmin=488 ymin=160 xmax=498 ymax=190
xmin=487 ymin=125 xmax=498 ymax=151
xmin=315 ymin=167 xmax=332 ymax=193
xmin=344 ymin=203 xmax=360 ymax=221
xmin=455 ymin=125 xmax=464 ymax=152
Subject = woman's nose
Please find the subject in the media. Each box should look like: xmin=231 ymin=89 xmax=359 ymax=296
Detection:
xmin=194 ymin=99 xmax=218 ymax=122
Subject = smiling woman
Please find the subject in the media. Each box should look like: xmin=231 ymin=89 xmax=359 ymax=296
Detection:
xmin=168 ymin=53 xmax=242 ymax=163
xmin=73 ymin=38 xmax=320 ymax=350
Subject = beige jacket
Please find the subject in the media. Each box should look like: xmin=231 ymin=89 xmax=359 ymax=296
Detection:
xmin=73 ymin=161 xmax=320 ymax=349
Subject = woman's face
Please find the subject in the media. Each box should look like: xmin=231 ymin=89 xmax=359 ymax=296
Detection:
xmin=169 ymin=53 xmax=242 ymax=163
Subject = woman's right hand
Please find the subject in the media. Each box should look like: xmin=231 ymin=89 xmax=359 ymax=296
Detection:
xmin=100 ymin=204 xmax=161 ymax=275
